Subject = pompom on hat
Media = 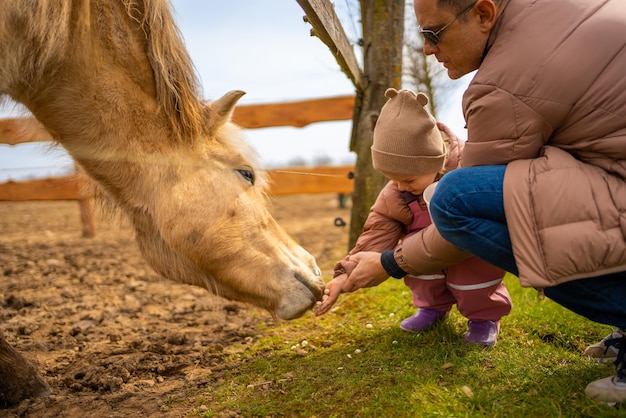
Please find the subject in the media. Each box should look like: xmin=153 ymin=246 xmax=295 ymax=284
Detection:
xmin=371 ymin=88 xmax=446 ymax=176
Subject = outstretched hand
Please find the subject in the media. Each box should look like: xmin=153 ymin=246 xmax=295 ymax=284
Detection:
xmin=315 ymin=252 xmax=390 ymax=316
xmin=314 ymin=274 xmax=347 ymax=316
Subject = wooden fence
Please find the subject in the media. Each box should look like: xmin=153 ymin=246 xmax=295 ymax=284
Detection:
xmin=0 ymin=96 xmax=356 ymax=236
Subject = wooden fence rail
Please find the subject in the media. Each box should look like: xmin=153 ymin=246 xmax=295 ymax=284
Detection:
xmin=0 ymin=95 xmax=356 ymax=236
xmin=0 ymin=95 xmax=355 ymax=144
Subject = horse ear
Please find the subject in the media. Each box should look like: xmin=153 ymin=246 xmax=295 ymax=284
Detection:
xmin=209 ymin=90 xmax=246 ymax=127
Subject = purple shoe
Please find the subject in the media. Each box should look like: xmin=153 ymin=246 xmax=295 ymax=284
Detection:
xmin=464 ymin=320 xmax=500 ymax=347
xmin=400 ymin=309 xmax=448 ymax=333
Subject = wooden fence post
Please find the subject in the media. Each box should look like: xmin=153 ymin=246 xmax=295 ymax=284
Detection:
xmin=73 ymin=163 xmax=96 ymax=238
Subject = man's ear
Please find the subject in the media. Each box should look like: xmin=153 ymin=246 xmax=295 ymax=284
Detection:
xmin=474 ymin=0 xmax=499 ymax=32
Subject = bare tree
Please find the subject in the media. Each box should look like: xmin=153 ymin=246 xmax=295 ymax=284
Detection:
xmin=312 ymin=153 xmax=333 ymax=166
xmin=297 ymin=0 xmax=405 ymax=248
xmin=337 ymin=0 xmax=456 ymax=246
xmin=346 ymin=1 xmax=405 ymax=247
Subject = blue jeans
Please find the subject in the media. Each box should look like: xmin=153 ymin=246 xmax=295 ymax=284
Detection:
xmin=429 ymin=165 xmax=626 ymax=328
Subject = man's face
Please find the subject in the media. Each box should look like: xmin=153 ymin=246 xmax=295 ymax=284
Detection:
xmin=414 ymin=0 xmax=491 ymax=79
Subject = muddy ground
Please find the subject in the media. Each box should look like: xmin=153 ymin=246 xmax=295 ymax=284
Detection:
xmin=0 ymin=193 xmax=352 ymax=417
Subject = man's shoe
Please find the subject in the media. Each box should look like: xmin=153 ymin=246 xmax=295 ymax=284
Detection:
xmin=584 ymin=328 xmax=625 ymax=363
xmin=399 ymin=309 xmax=447 ymax=333
xmin=464 ymin=320 xmax=500 ymax=347
xmin=585 ymin=376 xmax=626 ymax=403
xmin=585 ymin=332 xmax=626 ymax=403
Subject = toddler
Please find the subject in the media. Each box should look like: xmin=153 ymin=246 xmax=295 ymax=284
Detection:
xmin=316 ymin=88 xmax=512 ymax=346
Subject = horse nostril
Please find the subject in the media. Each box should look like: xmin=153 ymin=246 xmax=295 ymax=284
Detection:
xmin=294 ymin=272 xmax=323 ymax=299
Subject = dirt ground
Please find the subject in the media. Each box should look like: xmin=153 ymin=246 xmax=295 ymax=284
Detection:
xmin=0 ymin=193 xmax=352 ymax=417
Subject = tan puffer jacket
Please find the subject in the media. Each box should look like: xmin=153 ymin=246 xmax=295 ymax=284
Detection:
xmin=396 ymin=0 xmax=626 ymax=288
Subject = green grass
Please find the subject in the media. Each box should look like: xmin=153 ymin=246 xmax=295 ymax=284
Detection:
xmin=188 ymin=274 xmax=626 ymax=417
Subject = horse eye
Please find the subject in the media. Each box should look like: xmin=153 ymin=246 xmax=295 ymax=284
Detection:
xmin=237 ymin=169 xmax=255 ymax=185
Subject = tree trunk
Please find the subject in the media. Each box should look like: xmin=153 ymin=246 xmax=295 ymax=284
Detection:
xmin=348 ymin=0 xmax=405 ymax=248
xmin=0 ymin=333 xmax=51 ymax=405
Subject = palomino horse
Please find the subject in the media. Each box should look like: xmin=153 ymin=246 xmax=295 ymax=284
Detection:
xmin=0 ymin=0 xmax=324 ymax=403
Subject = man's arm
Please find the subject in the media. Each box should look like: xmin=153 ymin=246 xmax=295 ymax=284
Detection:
xmin=342 ymin=224 xmax=471 ymax=293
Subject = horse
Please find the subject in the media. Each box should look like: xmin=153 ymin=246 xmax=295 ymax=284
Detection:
xmin=0 ymin=0 xmax=324 ymax=403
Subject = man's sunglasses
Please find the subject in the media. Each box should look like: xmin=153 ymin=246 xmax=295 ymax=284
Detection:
xmin=418 ymin=1 xmax=477 ymax=46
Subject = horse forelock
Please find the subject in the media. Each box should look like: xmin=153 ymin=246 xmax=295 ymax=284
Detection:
xmin=121 ymin=0 xmax=207 ymax=144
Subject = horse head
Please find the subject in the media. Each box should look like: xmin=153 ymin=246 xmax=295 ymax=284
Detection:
xmin=129 ymin=90 xmax=324 ymax=319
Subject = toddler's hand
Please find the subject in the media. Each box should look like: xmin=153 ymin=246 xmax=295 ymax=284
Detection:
xmin=314 ymin=274 xmax=347 ymax=316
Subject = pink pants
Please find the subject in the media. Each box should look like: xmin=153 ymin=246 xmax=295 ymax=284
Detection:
xmin=403 ymin=257 xmax=512 ymax=321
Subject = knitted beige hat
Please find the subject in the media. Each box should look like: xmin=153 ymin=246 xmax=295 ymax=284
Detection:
xmin=371 ymin=88 xmax=446 ymax=176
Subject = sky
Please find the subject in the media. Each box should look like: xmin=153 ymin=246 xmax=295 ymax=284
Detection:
xmin=0 ymin=0 xmax=470 ymax=182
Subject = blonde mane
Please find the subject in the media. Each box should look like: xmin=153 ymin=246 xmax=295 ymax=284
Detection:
xmin=5 ymin=0 xmax=207 ymax=143
xmin=123 ymin=0 xmax=207 ymax=142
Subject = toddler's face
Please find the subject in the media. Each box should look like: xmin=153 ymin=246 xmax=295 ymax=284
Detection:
xmin=383 ymin=172 xmax=437 ymax=195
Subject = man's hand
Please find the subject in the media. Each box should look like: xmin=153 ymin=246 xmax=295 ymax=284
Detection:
xmin=343 ymin=251 xmax=390 ymax=292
